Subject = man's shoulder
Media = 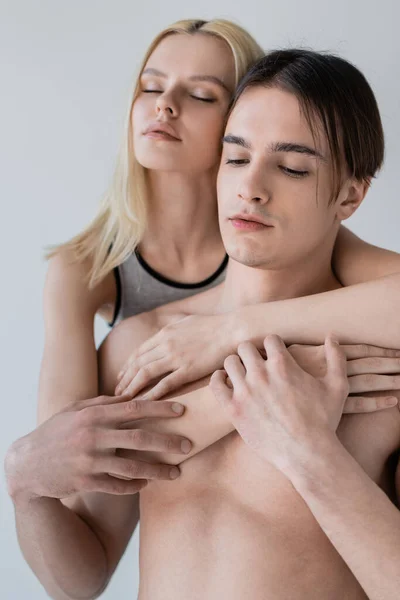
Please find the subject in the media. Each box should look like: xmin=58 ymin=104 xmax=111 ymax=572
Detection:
xmin=108 ymin=309 xmax=161 ymax=353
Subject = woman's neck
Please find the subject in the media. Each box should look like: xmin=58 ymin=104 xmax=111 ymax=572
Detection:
xmin=141 ymin=169 xmax=223 ymax=263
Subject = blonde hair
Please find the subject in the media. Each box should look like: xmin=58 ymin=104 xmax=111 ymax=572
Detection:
xmin=45 ymin=19 xmax=264 ymax=288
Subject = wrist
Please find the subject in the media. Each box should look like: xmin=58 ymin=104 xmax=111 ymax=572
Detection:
xmin=280 ymin=430 xmax=341 ymax=485
xmin=230 ymin=305 xmax=255 ymax=347
xmin=5 ymin=438 xmax=41 ymax=505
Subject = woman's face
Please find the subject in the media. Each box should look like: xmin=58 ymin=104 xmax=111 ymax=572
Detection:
xmin=132 ymin=33 xmax=236 ymax=174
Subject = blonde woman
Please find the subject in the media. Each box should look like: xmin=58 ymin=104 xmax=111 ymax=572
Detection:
xmin=5 ymin=19 xmax=400 ymax=600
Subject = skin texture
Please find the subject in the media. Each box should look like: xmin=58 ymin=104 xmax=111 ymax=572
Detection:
xmin=5 ymin=33 xmax=400 ymax=600
xmin=95 ymin=87 xmax=400 ymax=599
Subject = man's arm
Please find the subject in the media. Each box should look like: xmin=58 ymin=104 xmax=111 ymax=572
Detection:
xmin=285 ymin=436 xmax=400 ymax=600
xmin=7 ymin=253 xmax=140 ymax=600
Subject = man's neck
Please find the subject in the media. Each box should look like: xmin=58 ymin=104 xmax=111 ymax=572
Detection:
xmin=214 ymin=244 xmax=341 ymax=314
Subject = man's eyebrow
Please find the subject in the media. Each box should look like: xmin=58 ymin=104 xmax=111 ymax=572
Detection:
xmin=142 ymin=68 xmax=230 ymax=92
xmin=270 ymin=141 xmax=326 ymax=161
xmin=222 ymin=134 xmax=252 ymax=149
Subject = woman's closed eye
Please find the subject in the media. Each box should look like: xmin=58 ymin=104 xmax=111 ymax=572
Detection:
xmin=142 ymin=89 xmax=216 ymax=103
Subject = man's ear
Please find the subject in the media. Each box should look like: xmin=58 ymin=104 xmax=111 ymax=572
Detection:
xmin=335 ymin=178 xmax=370 ymax=221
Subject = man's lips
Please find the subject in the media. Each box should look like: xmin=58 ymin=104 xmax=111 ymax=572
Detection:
xmin=229 ymin=214 xmax=274 ymax=231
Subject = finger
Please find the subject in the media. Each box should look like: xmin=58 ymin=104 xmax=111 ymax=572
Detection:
xmin=74 ymin=394 xmax=133 ymax=411
xmin=209 ymin=370 xmax=233 ymax=408
xmin=325 ymin=336 xmax=347 ymax=386
xmin=132 ymin=333 xmax=163 ymax=359
xmin=263 ymin=334 xmax=287 ymax=357
xmin=341 ymin=344 xmax=400 ymax=360
xmin=120 ymin=360 xmax=170 ymax=398
xmin=223 ymin=354 xmax=246 ymax=388
xmin=104 ymin=429 xmax=192 ymax=455
xmin=347 ymin=357 xmax=400 ymax=376
xmin=343 ymin=395 xmax=398 ymax=413
xmin=143 ymin=370 xmax=190 ymax=402
xmin=105 ymin=398 xmax=186 ymax=425
xmin=116 ymin=350 xmax=164 ymax=395
xmin=263 ymin=334 xmax=298 ymax=370
xmin=348 ymin=374 xmax=400 ymax=394
xmin=237 ymin=341 xmax=265 ymax=372
xmin=98 ymin=456 xmax=181 ymax=481
xmin=88 ymin=474 xmax=149 ymax=495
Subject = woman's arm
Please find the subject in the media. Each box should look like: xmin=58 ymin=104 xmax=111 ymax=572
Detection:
xmin=238 ymin=271 xmax=400 ymax=350
xmin=333 ymin=225 xmax=400 ymax=285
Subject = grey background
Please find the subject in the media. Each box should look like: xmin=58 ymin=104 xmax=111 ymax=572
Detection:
xmin=1 ymin=0 xmax=399 ymax=598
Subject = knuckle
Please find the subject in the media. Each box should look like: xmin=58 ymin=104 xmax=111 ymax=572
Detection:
xmin=76 ymin=473 xmax=93 ymax=491
xmin=165 ymin=436 xmax=177 ymax=451
xmin=359 ymin=344 xmax=370 ymax=358
xmin=125 ymin=399 xmax=141 ymax=416
xmin=364 ymin=373 xmax=375 ymax=387
xmin=364 ymin=357 xmax=380 ymax=370
xmin=141 ymin=365 xmax=151 ymax=378
xmin=76 ymin=406 xmax=95 ymax=426
xmin=165 ymin=339 xmax=174 ymax=354
xmin=126 ymin=461 xmax=141 ymax=478
xmin=237 ymin=341 xmax=251 ymax=353
xmin=265 ymin=333 xmax=280 ymax=344
xmin=129 ymin=429 xmax=146 ymax=447
xmin=354 ymin=397 xmax=364 ymax=411
xmin=391 ymin=375 xmax=400 ymax=389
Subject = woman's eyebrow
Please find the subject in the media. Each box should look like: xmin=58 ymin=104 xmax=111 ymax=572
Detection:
xmin=142 ymin=68 xmax=230 ymax=92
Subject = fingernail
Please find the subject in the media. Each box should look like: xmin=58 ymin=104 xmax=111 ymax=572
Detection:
xmin=172 ymin=403 xmax=184 ymax=414
xmin=181 ymin=440 xmax=191 ymax=453
xmin=170 ymin=467 xmax=180 ymax=479
xmin=386 ymin=397 xmax=398 ymax=406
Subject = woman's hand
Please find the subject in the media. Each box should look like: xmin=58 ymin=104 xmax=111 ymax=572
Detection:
xmin=287 ymin=343 xmax=400 ymax=412
xmin=115 ymin=313 xmax=235 ymax=400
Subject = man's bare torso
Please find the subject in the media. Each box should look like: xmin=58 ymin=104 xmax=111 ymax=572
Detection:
xmin=103 ymin=289 xmax=400 ymax=600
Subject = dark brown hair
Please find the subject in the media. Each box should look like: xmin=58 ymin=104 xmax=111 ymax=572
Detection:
xmin=229 ymin=49 xmax=385 ymax=201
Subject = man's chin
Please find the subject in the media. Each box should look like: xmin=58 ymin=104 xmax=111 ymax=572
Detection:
xmin=226 ymin=247 xmax=274 ymax=269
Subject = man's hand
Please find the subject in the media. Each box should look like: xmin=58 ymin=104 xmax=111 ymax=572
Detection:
xmin=5 ymin=395 xmax=192 ymax=503
xmin=209 ymin=335 xmax=353 ymax=473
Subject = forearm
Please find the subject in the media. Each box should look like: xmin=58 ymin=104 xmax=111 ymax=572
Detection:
xmin=333 ymin=225 xmax=400 ymax=286
xmin=285 ymin=435 xmax=400 ymax=600
xmin=6 ymin=437 xmax=109 ymax=600
xmin=11 ymin=492 xmax=108 ymax=600
xmin=124 ymin=384 xmax=235 ymax=466
xmin=237 ymin=273 xmax=400 ymax=349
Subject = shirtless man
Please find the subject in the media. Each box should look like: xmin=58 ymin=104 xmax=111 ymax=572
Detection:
xmin=6 ymin=49 xmax=400 ymax=600
xmin=96 ymin=50 xmax=400 ymax=599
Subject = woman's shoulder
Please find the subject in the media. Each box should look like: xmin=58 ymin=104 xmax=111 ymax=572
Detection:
xmin=44 ymin=248 xmax=117 ymax=317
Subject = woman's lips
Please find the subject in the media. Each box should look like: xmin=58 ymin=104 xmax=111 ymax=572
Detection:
xmin=144 ymin=131 xmax=181 ymax=141
xmin=230 ymin=218 xmax=272 ymax=231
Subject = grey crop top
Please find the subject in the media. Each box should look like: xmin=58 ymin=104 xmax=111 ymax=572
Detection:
xmin=109 ymin=250 xmax=228 ymax=327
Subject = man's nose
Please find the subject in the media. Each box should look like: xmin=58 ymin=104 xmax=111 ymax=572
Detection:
xmin=237 ymin=169 xmax=270 ymax=204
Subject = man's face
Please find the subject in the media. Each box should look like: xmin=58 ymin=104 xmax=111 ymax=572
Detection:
xmin=217 ymin=86 xmax=345 ymax=269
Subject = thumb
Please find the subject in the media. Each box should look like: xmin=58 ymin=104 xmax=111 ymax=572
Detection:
xmin=209 ymin=370 xmax=233 ymax=409
xmin=324 ymin=335 xmax=348 ymax=388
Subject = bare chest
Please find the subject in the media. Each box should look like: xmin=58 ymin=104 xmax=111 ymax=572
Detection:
xmin=146 ymin=407 xmax=400 ymax=512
